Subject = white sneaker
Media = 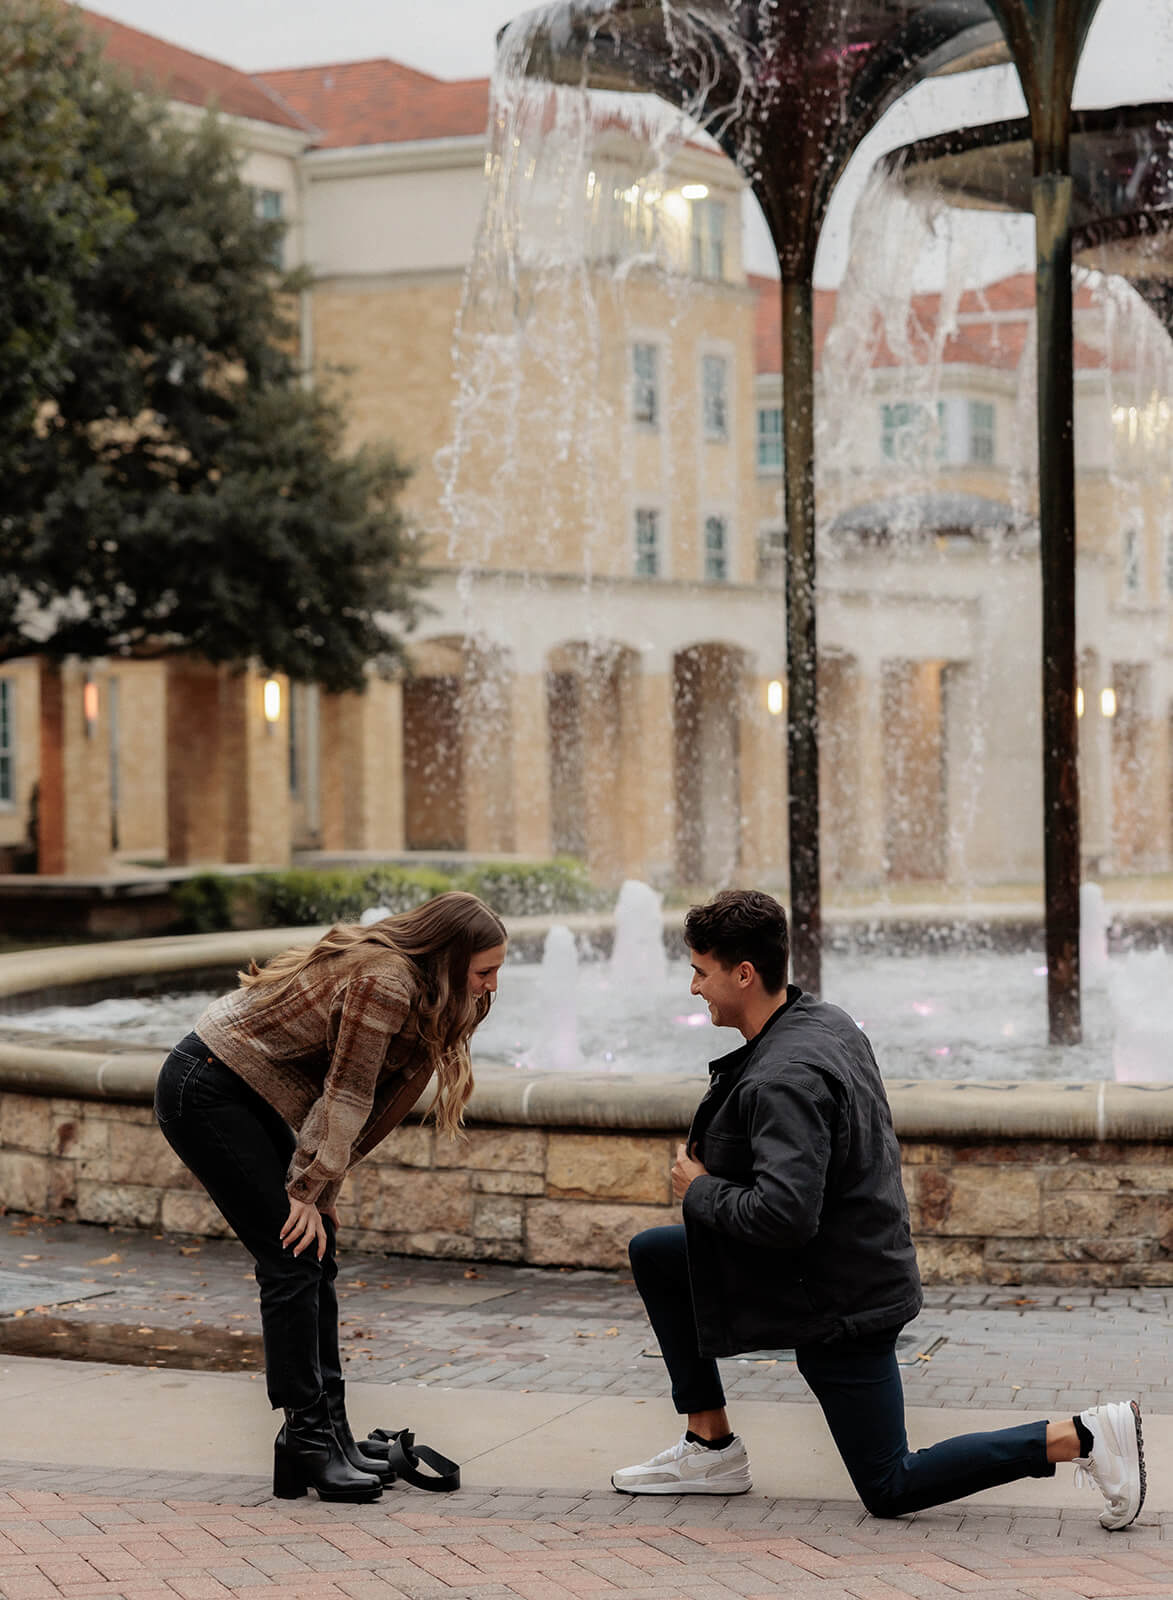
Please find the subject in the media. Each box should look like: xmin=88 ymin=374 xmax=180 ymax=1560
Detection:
xmin=612 ymin=1433 xmax=752 ymax=1496
xmin=1073 ymin=1401 xmax=1146 ymax=1530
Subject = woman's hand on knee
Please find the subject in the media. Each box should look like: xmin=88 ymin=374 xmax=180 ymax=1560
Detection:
xmin=281 ymin=1197 xmax=328 ymax=1261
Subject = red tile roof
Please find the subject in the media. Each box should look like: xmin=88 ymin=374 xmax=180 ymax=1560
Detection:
xmin=80 ymin=8 xmax=311 ymax=132
xmin=750 ymin=272 xmax=1115 ymax=375
xmin=255 ymin=61 xmax=490 ymax=149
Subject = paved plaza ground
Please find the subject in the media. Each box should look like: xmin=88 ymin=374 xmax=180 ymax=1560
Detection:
xmin=1 ymin=1214 xmax=1171 ymax=1599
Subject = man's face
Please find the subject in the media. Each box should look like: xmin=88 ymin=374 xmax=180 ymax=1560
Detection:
xmin=688 ymin=947 xmax=752 ymax=1031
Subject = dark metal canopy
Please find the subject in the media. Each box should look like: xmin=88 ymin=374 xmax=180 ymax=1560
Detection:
xmin=882 ymin=103 xmax=1173 ymax=332
xmin=505 ymin=0 xmax=1010 ymax=278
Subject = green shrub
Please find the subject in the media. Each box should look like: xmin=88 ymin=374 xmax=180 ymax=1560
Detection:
xmin=173 ymin=872 xmax=240 ymax=933
xmin=454 ymin=857 xmax=603 ymax=917
xmin=170 ymin=858 xmax=605 ymax=932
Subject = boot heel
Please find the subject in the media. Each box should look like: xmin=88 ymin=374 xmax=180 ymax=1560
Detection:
xmin=273 ymin=1444 xmax=308 ymax=1499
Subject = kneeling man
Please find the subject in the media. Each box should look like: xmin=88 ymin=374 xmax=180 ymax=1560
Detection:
xmin=613 ymin=889 xmax=1144 ymax=1528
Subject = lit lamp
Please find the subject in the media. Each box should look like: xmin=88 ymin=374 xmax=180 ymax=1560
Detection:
xmin=766 ymin=679 xmax=785 ymax=715
xmin=263 ymin=678 xmax=282 ymax=730
xmin=82 ymin=676 xmax=99 ymax=739
xmin=1100 ymin=686 xmax=1117 ymax=719
xmin=680 ymin=183 xmax=709 ymax=200
xmin=1075 ymin=686 xmax=1084 ymax=718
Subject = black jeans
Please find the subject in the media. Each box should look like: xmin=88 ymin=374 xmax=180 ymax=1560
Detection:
xmin=155 ymin=1032 xmax=341 ymax=1412
xmin=629 ymin=1224 xmax=1055 ymax=1517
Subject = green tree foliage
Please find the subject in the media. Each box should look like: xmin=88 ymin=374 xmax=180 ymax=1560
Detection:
xmin=0 ymin=1 xmax=421 ymax=691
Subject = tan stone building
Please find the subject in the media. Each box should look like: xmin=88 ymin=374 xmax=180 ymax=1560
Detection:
xmin=2 ymin=12 xmax=1169 ymax=891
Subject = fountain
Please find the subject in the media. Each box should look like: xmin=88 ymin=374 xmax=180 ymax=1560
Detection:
xmin=532 ymin=922 xmax=583 ymax=1070
xmin=608 ymin=879 xmax=667 ymax=990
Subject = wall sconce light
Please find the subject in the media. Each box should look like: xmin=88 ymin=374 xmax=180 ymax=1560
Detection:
xmin=82 ymin=676 xmax=99 ymax=738
xmin=263 ymin=678 xmax=282 ymax=728
xmin=766 ymin=679 xmax=785 ymax=716
xmin=1100 ymin=686 xmax=1117 ymax=719
xmin=1075 ymin=686 xmax=1085 ymax=718
xmin=681 ymin=183 xmax=709 ymax=200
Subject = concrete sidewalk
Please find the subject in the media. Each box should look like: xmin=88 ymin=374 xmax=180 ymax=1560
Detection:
xmin=1 ymin=1215 xmax=1171 ymax=1598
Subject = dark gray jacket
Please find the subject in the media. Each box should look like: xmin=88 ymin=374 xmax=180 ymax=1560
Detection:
xmin=682 ymin=986 xmax=922 ymax=1357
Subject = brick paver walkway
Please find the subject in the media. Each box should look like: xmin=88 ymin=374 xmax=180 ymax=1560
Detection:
xmin=3 ymin=1218 xmax=1171 ymax=1598
xmin=2 ymin=1463 xmax=1172 ymax=1600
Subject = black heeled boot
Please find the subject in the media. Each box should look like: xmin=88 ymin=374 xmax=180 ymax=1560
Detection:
xmin=324 ymin=1378 xmax=398 ymax=1485
xmin=272 ymin=1393 xmax=383 ymax=1502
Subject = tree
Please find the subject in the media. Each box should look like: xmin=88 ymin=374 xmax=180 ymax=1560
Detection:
xmin=0 ymin=1 xmax=422 ymax=693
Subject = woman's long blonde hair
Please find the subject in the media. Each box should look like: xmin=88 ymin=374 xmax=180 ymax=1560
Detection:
xmin=239 ymin=892 xmax=507 ymax=1137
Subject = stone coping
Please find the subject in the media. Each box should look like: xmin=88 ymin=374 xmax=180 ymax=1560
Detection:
xmin=2 ymin=928 xmax=1173 ymax=1140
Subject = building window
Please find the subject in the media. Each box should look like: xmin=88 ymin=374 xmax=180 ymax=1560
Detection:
xmin=632 ymin=343 xmax=659 ymax=427
xmin=704 ymin=515 xmax=729 ymax=581
xmin=757 ymin=526 xmax=786 ymax=584
xmin=702 ymin=354 xmax=729 ymax=441
xmin=0 ymin=680 xmax=13 ymax=806
xmin=690 ymin=198 xmax=726 ymax=279
xmin=254 ymin=188 xmax=285 ymax=269
xmin=880 ymin=400 xmax=939 ymax=463
xmin=635 ymin=507 xmax=661 ymax=577
xmin=968 ymin=399 xmax=995 ymax=464
xmin=757 ymin=406 xmax=783 ymax=472
xmin=1123 ymin=527 xmax=1141 ymax=596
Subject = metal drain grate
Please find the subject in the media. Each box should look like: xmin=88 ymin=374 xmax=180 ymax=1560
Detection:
xmin=0 ymin=1270 xmax=115 ymax=1317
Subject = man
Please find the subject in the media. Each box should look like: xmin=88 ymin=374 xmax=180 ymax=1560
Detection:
xmin=613 ymin=889 xmax=1145 ymax=1528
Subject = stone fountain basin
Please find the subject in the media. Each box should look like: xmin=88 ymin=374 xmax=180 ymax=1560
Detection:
xmin=1 ymin=927 xmax=1172 ymax=1282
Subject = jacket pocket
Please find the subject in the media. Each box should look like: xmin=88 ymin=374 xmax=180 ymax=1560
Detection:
xmin=700 ymin=1130 xmax=754 ymax=1179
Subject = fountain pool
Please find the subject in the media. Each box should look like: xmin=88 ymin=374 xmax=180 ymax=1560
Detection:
xmin=5 ymin=943 xmax=1169 ymax=1082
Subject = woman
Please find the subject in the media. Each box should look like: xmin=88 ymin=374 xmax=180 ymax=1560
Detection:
xmin=154 ymin=891 xmax=507 ymax=1503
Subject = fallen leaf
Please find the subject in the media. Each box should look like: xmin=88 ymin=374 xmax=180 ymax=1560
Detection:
xmin=21 ymin=1254 xmax=41 ymax=1261
xmin=88 ymin=1253 xmax=121 ymax=1266
xmin=463 ymin=1269 xmax=480 ymax=1280
xmin=178 ymin=1247 xmax=201 ymax=1256
xmin=604 ymin=1327 xmax=619 ymax=1337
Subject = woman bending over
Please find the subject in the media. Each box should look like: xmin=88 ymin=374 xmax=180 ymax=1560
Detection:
xmin=154 ymin=891 xmax=507 ymax=1502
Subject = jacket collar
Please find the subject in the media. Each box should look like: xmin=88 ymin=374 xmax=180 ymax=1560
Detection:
xmin=706 ymin=984 xmax=802 ymax=1077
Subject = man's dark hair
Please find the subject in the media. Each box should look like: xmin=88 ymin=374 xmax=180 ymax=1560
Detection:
xmin=684 ymin=889 xmax=790 ymax=994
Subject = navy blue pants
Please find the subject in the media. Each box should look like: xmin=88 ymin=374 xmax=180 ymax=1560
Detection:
xmin=155 ymin=1033 xmax=341 ymax=1412
xmin=629 ymin=1225 xmax=1054 ymax=1517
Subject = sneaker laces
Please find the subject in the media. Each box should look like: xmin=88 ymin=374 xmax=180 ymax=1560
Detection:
xmin=646 ymin=1435 xmax=695 ymax=1467
xmin=1073 ymin=1455 xmax=1124 ymax=1509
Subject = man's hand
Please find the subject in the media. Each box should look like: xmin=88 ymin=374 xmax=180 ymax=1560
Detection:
xmin=281 ymin=1197 xmax=328 ymax=1260
xmin=672 ymin=1142 xmax=708 ymax=1201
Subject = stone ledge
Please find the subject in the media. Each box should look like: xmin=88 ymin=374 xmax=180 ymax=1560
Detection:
xmin=2 ymin=1039 xmax=1173 ymax=1140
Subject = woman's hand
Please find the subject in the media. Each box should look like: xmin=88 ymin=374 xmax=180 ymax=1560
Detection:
xmin=281 ymin=1197 xmax=328 ymax=1260
xmin=672 ymin=1142 xmax=708 ymax=1201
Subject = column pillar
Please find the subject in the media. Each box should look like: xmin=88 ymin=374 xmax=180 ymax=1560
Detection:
xmin=855 ymin=663 xmax=887 ymax=888
xmin=222 ymin=669 xmax=291 ymax=866
xmin=38 ymin=658 xmax=112 ymax=875
xmin=739 ymin=667 xmax=787 ymax=884
xmin=463 ymin=648 xmax=513 ymax=853
xmin=627 ymin=654 xmax=676 ymax=886
xmin=510 ymin=670 xmax=551 ymax=859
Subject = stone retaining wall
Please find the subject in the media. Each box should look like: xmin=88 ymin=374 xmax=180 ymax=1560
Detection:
xmin=3 ymin=1086 xmax=1172 ymax=1286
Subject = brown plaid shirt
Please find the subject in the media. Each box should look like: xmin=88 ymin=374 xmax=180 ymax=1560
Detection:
xmin=195 ymin=945 xmax=434 ymax=1206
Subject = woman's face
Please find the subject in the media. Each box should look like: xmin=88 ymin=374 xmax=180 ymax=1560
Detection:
xmin=467 ymin=942 xmax=506 ymax=998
